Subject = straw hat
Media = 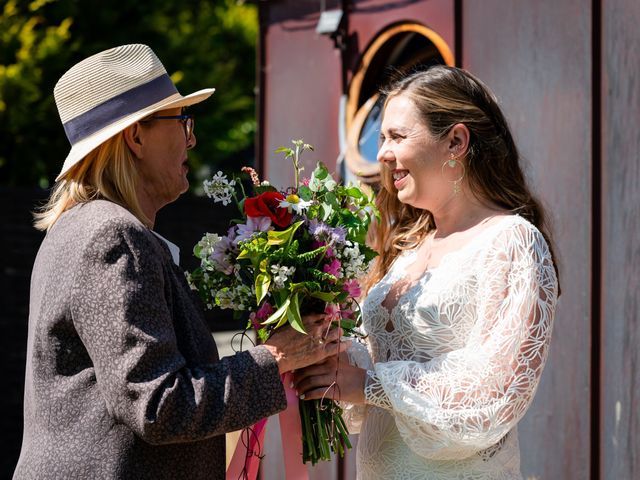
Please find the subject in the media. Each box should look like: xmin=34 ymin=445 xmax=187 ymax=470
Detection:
xmin=53 ymin=44 xmax=215 ymax=181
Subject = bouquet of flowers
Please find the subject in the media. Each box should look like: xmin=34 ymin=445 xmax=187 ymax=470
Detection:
xmin=188 ymin=140 xmax=377 ymax=464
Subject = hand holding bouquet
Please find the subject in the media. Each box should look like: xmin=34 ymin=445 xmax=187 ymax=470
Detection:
xmin=189 ymin=140 xmax=377 ymax=464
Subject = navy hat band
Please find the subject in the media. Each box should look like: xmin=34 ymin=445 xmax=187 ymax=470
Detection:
xmin=62 ymin=74 xmax=178 ymax=145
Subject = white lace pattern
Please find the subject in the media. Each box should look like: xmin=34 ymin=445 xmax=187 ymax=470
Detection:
xmin=345 ymin=215 xmax=558 ymax=479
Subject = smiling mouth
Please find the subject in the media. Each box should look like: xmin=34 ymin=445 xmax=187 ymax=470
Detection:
xmin=392 ymin=170 xmax=409 ymax=181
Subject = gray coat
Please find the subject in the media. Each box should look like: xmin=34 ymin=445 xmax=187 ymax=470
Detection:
xmin=14 ymin=200 xmax=287 ymax=479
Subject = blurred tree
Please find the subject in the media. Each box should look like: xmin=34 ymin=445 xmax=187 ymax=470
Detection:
xmin=0 ymin=0 xmax=258 ymax=189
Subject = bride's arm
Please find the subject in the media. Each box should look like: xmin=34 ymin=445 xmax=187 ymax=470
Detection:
xmin=364 ymin=223 xmax=558 ymax=460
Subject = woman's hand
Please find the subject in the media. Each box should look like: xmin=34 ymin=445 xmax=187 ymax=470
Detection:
xmin=263 ymin=313 xmax=351 ymax=374
xmin=293 ymin=353 xmax=366 ymax=404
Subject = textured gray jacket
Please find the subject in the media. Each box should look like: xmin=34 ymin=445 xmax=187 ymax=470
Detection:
xmin=14 ymin=200 xmax=287 ymax=479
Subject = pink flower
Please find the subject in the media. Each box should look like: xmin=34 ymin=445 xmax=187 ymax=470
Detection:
xmin=340 ymin=308 xmax=354 ymax=319
xmin=312 ymin=240 xmax=335 ymax=258
xmin=249 ymin=312 xmax=261 ymax=330
xmin=250 ymin=303 xmax=274 ymax=330
xmin=324 ymin=303 xmax=341 ymax=322
xmin=256 ymin=302 xmax=274 ymax=320
xmin=323 ymin=259 xmax=342 ymax=278
xmin=302 ymin=177 xmax=310 ymax=187
xmin=343 ymin=279 xmax=361 ymax=298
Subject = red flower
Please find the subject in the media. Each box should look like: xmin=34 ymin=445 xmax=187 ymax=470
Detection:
xmin=244 ymin=191 xmax=293 ymax=228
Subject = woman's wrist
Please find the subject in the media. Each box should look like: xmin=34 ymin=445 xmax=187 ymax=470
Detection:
xmin=261 ymin=343 xmax=288 ymax=374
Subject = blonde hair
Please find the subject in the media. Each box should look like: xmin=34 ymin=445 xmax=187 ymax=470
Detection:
xmin=364 ymin=65 xmax=560 ymax=294
xmin=34 ymin=132 xmax=149 ymax=231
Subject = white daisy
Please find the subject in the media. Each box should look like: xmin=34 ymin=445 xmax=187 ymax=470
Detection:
xmin=278 ymin=193 xmax=313 ymax=214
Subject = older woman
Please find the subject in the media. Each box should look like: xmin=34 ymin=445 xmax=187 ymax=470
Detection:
xmin=295 ymin=66 xmax=559 ymax=479
xmin=13 ymin=44 xmax=344 ymax=480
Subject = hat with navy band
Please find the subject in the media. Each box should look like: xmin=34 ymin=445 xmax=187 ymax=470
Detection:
xmin=53 ymin=44 xmax=215 ymax=181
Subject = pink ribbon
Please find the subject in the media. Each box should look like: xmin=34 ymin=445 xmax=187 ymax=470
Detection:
xmin=226 ymin=372 xmax=308 ymax=480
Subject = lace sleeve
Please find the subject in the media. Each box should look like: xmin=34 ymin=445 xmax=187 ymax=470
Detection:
xmin=339 ymin=339 xmax=374 ymax=433
xmin=364 ymin=222 xmax=558 ymax=460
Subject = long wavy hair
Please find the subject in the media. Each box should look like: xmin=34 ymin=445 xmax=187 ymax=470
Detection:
xmin=364 ymin=65 xmax=560 ymax=294
xmin=34 ymin=132 xmax=149 ymax=231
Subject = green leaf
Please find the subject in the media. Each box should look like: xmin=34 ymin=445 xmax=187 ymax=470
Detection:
xmin=255 ymin=272 xmax=271 ymax=304
xmin=324 ymin=177 xmax=337 ymax=192
xmin=286 ymin=292 xmax=306 ymax=333
xmin=346 ymin=186 xmax=364 ymax=199
xmin=255 ymin=184 xmax=278 ymax=194
xmin=275 ymin=146 xmax=294 ymax=158
xmin=263 ymin=297 xmax=291 ymax=325
xmin=325 ymin=192 xmax=339 ymax=208
xmin=267 ymin=220 xmax=303 ymax=246
xmin=298 ymin=185 xmax=313 ymax=201
xmin=321 ymin=203 xmax=333 ymax=222
xmin=259 ymin=258 xmax=268 ymax=273
xmin=310 ymin=291 xmax=336 ymax=302
xmin=312 ymin=163 xmax=329 ymax=179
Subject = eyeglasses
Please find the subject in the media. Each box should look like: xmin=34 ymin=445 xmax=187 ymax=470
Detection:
xmin=140 ymin=114 xmax=195 ymax=142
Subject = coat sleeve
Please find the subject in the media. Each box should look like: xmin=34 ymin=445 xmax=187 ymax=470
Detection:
xmin=71 ymin=216 xmax=287 ymax=445
xmin=363 ymin=223 xmax=558 ymax=460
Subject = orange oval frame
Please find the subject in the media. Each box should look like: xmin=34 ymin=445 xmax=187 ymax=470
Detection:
xmin=344 ymin=22 xmax=455 ymax=183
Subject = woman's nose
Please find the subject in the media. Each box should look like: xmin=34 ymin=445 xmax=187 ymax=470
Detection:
xmin=377 ymin=144 xmax=393 ymax=164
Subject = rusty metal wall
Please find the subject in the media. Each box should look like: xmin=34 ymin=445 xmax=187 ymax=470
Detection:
xmin=259 ymin=0 xmax=343 ymax=190
xmin=463 ymin=2 xmax=593 ymax=478
xmin=344 ymin=0 xmax=455 ymax=82
xmin=258 ymin=0 xmax=640 ymax=479
xmin=601 ymin=0 xmax=640 ymax=478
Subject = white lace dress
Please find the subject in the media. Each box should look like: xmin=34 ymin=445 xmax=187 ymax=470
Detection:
xmin=344 ymin=215 xmax=558 ymax=480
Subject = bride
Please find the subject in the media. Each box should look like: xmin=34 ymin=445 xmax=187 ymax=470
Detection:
xmin=294 ymin=66 xmax=559 ymax=479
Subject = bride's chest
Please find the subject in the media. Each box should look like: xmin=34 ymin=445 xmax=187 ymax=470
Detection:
xmin=362 ymin=256 xmax=481 ymax=361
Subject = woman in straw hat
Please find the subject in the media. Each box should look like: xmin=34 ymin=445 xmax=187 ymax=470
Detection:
xmin=14 ymin=44 xmax=345 ymax=480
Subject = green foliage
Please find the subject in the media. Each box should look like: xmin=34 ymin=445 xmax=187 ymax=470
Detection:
xmin=0 ymin=0 xmax=258 ymax=187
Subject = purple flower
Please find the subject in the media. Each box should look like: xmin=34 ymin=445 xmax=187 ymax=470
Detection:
xmin=330 ymin=226 xmax=347 ymax=244
xmin=209 ymin=235 xmax=236 ymax=274
xmin=235 ymin=216 xmax=272 ymax=244
xmin=308 ymin=219 xmax=347 ymax=245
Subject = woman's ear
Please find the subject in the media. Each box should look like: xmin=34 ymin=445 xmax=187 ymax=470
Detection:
xmin=123 ymin=122 xmax=145 ymax=159
xmin=447 ymin=123 xmax=470 ymax=157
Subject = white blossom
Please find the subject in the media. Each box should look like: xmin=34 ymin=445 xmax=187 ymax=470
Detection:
xmin=279 ymin=194 xmax=313 ymax=214
xmin=270 ymin=264 xmax=296 ymax=289
xmin=215 ymin=284 xmax=253 ymax=310
xmin=195 ymin=233 xmax=222 ymax=260
xmin=203 ymin=171 xmax=236 ymax=205
xmin=338 ymin=241 xmax=368 ymax=279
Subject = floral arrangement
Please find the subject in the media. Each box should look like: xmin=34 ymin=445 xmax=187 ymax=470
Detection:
xmin=188 ymin=140 xmax=377 ymax=464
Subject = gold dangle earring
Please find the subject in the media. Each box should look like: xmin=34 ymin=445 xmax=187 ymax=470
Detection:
xmin=441 ymin=154 xmax=466 ymax=195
